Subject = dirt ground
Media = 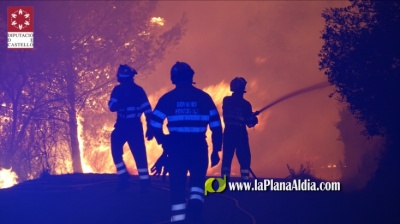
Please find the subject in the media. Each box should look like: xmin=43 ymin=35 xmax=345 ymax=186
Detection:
xmin=0 ymin=174 xmax=398 ymax=224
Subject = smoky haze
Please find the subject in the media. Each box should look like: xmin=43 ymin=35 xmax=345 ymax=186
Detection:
xmin=138 ymin=1 xmax=379 ymax=183
xmin=0 ymin=1 xmax=381 ymax=189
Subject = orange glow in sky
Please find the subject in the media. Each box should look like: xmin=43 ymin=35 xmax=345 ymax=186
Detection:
xmin=0 ymin=1 xmax=381 ymax=190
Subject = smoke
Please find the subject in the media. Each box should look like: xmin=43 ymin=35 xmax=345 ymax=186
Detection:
xmin=34 ymin=1 xmax=379 ymax=187
xmin=337 ymin=107 xmax=383 ymax=190
xmin=138 ymin=1 xmax=369 ymax=181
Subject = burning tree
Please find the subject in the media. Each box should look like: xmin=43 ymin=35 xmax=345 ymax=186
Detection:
xmin=0 ymin=1 xmax=185 ymax=179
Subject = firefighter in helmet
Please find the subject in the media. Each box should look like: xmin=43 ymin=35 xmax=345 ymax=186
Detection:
xmin=221 ymin=77 xmax=258 ymax=180
xmin=108 ymin=64 xmax=153 ymax=190
xmin=150 ymin=62 xmax=222 ymax=223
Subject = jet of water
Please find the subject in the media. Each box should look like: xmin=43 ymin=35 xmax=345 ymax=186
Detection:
xmin=254 ymin=81 xmax=330 ymax=115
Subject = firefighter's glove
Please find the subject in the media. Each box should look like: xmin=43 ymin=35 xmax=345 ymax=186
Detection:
xmin=246 ymin=115 xmax=258 ymax=128
xmin=211 ymin=151 xmax=220 ymax=167
xmin=145 ymin=125 xmax=154 ymax=141
xmin=151 ymin=152 xmax=169 ymax=181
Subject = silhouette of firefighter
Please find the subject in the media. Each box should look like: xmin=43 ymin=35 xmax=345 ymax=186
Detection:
xmin=108 ymin=64 xmax=153 ymax=190
xmin=150 ymin=62 xmax=222 ymax=223
xmin=221 ymin=77 xmax=258 ymax=180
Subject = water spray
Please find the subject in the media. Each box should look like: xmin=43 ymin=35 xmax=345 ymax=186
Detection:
xmin=253 ymin=81 xmax=330 ymax=116
xmin=249 ymin=81 xmax=331 ymax=179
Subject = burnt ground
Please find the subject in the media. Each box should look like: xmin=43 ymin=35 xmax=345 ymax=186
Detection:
xmin=0 ymin=174 xmax=399 ymax=224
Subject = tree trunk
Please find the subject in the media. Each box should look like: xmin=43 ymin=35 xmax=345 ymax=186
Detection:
xmin=4 ymin=94 xmax=20 ymax=169
xmin=5 ymin=102 xmax=18 ymax=168
xmin=68 ymin=106 xmax=82 ymax=173
xmin=66 ymin=66 xmax=83 ymax=173
xmin=63 ymin=5 xmax=83 ymax=173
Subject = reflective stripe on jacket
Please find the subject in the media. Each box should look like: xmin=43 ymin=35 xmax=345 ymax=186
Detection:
xmin=222 ymin=95 xmax=252 ymax=128
xmin=108 ymin=83 xmax=152 ymax=124
xmin=151 ymin=85 xmax=222 ymax=148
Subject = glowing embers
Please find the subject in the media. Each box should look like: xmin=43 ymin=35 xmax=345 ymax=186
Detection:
xmin=139 ymin=17 xmax=165 ymax=36
xmin=150 ymin=17 xmax=165 ymax=26
xmin=0 ymin=167 xmax=18 ymax=189
xmin=324 ymin=164 xmax=337 ymax=169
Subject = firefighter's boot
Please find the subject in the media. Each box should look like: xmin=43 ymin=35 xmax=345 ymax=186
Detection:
xmin=186 ymin=200 xmax=204 ymax=224
xmin=116 ymin=173 xmax=130 ymax=191
xmin=140 ymin=179 xmax=151 ymax=193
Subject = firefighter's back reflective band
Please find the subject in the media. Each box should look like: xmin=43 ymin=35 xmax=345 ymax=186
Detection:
xmin=169 ymin=127 xmax=207 ymax=133
xmin=153 ymin=110 xmax=166 ymax=119
xmin=168 ymin=115 xmax=210 ymax=121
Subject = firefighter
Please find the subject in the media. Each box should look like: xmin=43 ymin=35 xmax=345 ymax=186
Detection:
xmin=150 ymin=62 xmax=222 ymax=223
xmin=221 ymin=77 xmax=258 ymax=181
xmin=108 ymin=64 xmax=153 ymax=190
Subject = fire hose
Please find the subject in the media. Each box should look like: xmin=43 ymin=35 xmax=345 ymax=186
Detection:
xmin=249 ymin=81 xmax=331 ymax=178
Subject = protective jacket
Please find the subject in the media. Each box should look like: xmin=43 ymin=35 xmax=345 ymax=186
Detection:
xmin=222 ymin=95 xmax=252 ymax=128
xmin=109 ymin=83 xmax=152 ymax=125
xmin=151 ymin=84 xmax=222 ymax=147
xmin=221 ymin=93 xmax=253 ymax=180
xmin=108 ymin=82 xmax=152 ymax=182
xmin=150 ymin=84 xmax=222 ymax=223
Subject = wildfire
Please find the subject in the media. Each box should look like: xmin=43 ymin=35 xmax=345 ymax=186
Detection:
xmin=203 ymin=81 xmax=232 ymax=175
xmin=203 ymin=81 xmax=232 ymax=108
xmin=150 ymin=17 xmax=165 ymax=26
xmin=74 ymin=83 xmax=233 ymax=175
xmin=0 ymin=167 xmax=18 ymax=189
xmin=77 ymin=115 xmax=94 ymax=173
xmin=74 ymin=80 xmax=267 ymax=177
xmin=325 ymin=164 xmax=337 ymax=169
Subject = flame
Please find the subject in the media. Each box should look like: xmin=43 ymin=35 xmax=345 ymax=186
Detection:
xmin=77 ymin=115 xmax=93 ymax=173
xmin=203 ymin=81 xmax=231 ymax=176
xmin=203 ymin=81 xmax=231 ymax=107
xmin=75 ymin=81 xmax=267 ymax=178
xmin=150 ymin=17 xmax=165 ymax=26
xmin=0 ymin=167 xmax=18 ymax=189
xmin=325 ymin=164 xmax=337 ymax=169
xmin=75 ymin=88 xmax=169 ymax=175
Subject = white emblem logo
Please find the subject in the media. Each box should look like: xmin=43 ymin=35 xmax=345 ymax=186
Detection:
xmin=10 ymin=9 xmax=31 ymax=31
